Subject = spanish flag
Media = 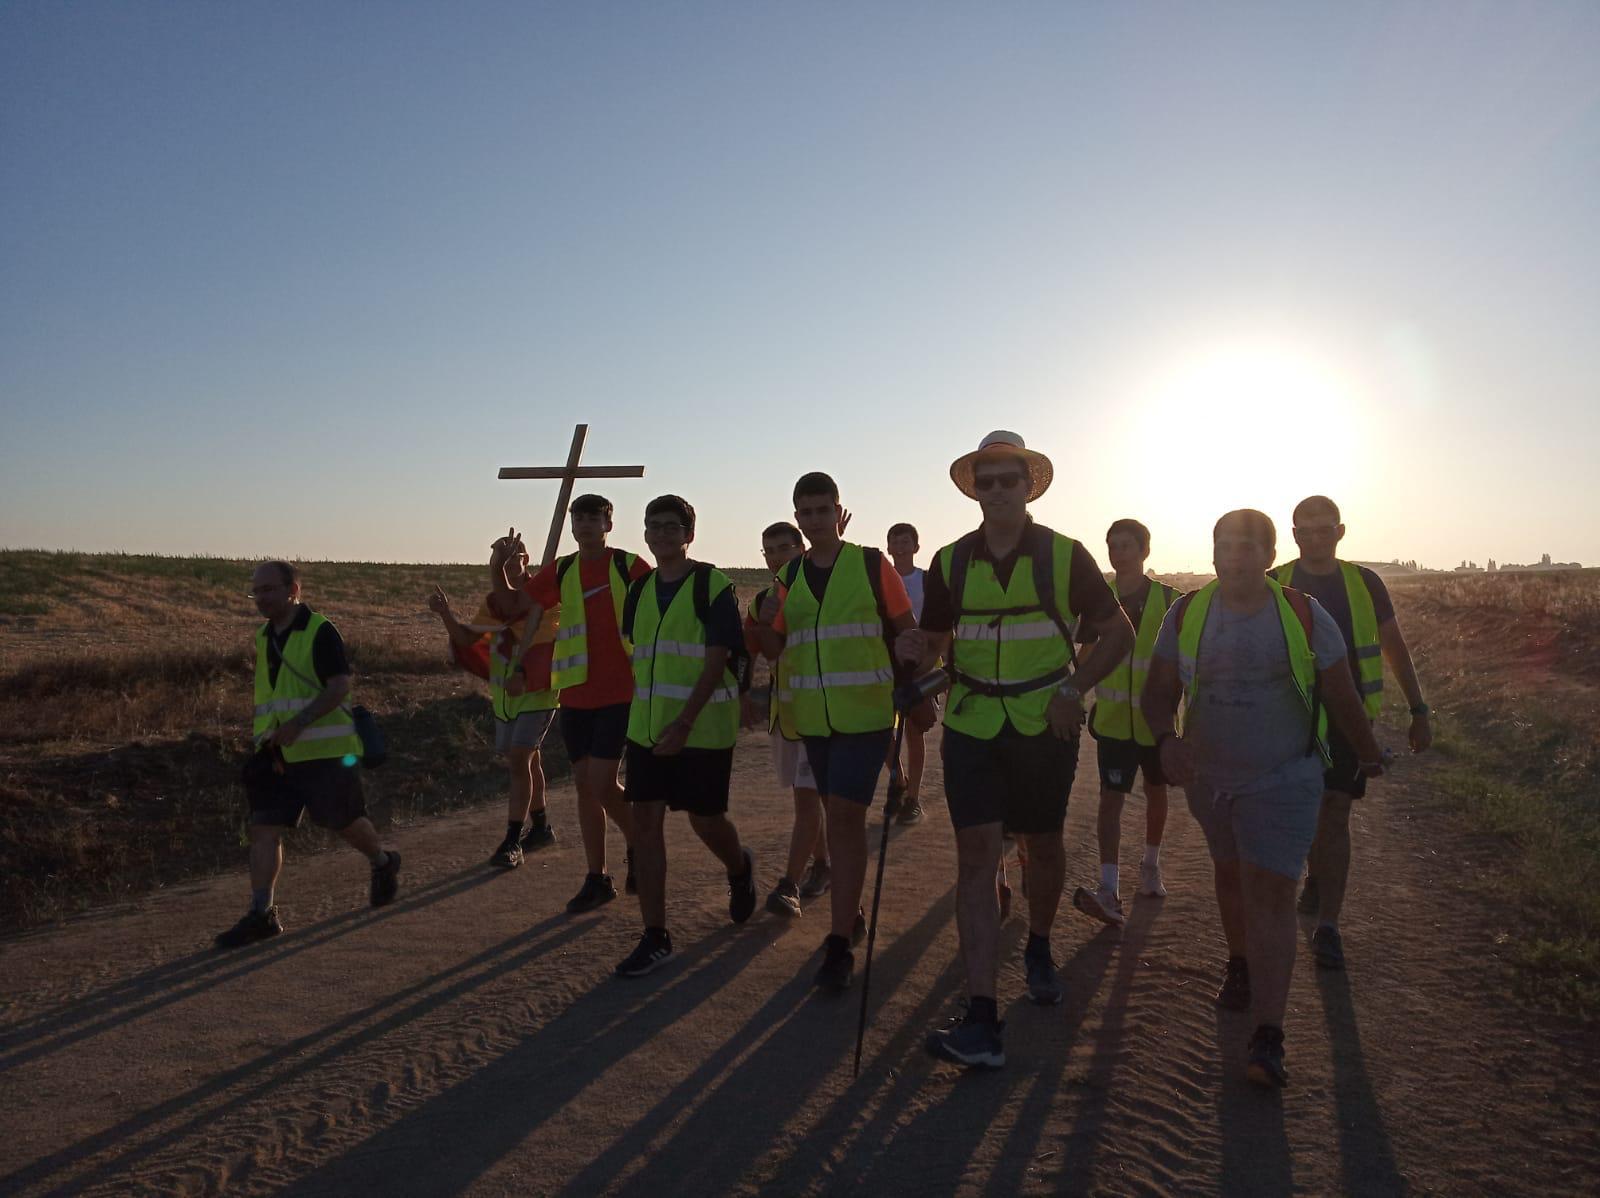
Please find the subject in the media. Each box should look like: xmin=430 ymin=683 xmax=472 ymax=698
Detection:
xmin=449 ymin=593 xmax=559 ymax=694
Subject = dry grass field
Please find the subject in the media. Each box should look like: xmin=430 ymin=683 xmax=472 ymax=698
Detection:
xmin=2 ymin=552 xmax=1596 ymax=1013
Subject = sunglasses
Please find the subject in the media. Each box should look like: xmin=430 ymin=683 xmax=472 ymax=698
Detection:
xmin=973 ymin=472 xmax=1023 ymax=493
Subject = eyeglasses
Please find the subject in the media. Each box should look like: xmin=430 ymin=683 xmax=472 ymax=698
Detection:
xmin=645 ymin=520 xmax=686 ymax=534
xmin=973 ymin=472 xmax=1023 ymax=492
xmin=246 ymin=584 xmax=285 ymax=599
xmin=761 ymin=543 xmax=800 ymax=557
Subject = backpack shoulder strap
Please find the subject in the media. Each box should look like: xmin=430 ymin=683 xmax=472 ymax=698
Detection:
xmin=610 ymin=548 xmax=633 ymax=587
xmin=862 ymin=546 xmax=888 ymax=622
xmin=691 ymin=562 xmax=715 ymax=626
xmin=1280 ymin=584 xmax=1315 ymax=640
xmin=555 ymin=552 xmax=577 ymax=587
xmin=1173 ymin=590 xmax=1196 ymax=635
xmin=1278 ymin=584 xmax=1323 ymax=756
xmin=621 ymin=573 xmax=651 ymax=642
xmin=780 ymin=556 xmax=804 ymax=589
xmin=946 ymin=530 xmax=982 ymax=617
xmin=1028 ymin=523 xmax=1079 ymax=668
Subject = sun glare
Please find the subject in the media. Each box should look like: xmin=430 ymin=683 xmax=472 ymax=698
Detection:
xmin=1132 ymin=339 xmax=1367 ymax=565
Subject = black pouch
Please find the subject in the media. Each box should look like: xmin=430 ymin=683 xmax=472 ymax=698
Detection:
xmin=352 ymin=704 xmax=387 ymax=769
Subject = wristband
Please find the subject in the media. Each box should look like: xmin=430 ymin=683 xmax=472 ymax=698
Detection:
xmin=1056 ymin=682 xmax=1082 ymax=703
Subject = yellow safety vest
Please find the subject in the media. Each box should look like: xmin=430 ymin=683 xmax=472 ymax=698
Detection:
xmin=489 ymin=636 xmax=558 ymax=721
xmin=1176 ymin=579 xmax=1329 ymax=765
xmin=253 ymin=610 xmax=363 ymax=764
xmin=627 ymin=568 xmax=740 ymax=750
xmin=749 ymin=588 xmax=796 ymax=738
xmin=778 ymin=544 xmax=894 ymax=736
xmin=1274 ymin=560 xmax=1383 ymax=717
xmin=550 ymin=550 xmax=639 ymax=691
xmin=939 ymin=529 xmax=1078 ymax=739
xmin=1090 ymin=578 xmax=1177 ymax=746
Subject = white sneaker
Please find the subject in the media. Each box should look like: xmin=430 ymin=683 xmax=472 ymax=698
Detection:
xmin=1139 ymin=862 xmax=1168 ymax=898
xmin=1072 ymin=884 xmax=1126 ymax=928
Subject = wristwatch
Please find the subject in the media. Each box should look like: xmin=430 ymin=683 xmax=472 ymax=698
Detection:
xmin=1409 ymin=702 xmax=1430 ymax=717
xmin=1056 ymin=681 xmax=1082 ymax=703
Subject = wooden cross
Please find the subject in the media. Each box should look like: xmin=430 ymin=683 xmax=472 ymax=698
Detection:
xmin=499 ymin=423 xmax=646 ymax=565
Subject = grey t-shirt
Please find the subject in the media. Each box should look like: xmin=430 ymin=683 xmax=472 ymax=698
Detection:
xmin=1153 ymin=590 xmax=1346 ymax=793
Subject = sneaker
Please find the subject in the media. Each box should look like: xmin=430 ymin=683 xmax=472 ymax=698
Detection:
xmin=566 ymin=872 xmax=617 ymax=914
xmin=1246 ymin=1024 xmax=1288 ymax=1088
xmin=1215 ymin=956 xmax=1251 ymax=1011
xmin=1312 ymin=925 xmax=1346 ymax=970
xmin=851 ymin=908 xmax=867 ymax=947
xmin=624 ymin=848 xmax=638 ymax=896
xmin=1139 ymin=862 xmax=1168 ymax=897
xmin=729 ymin=848 xmax=758 ymax=924
xmin=798 ymin=859 xmax=832 ymax=899
xmin=370 ymin=850 xmax=402 ymax=908
xmin=765 ymin=877 xmax=802 ymax=918
xmin=1072 ymin=884 xmax=1125 ymax=928
xmin=926 ymin=1012 xmax=1006 ymax=1069
xmin=1024 ymin=947 xmax=1063 ymax=1006
xmin=490 ymin=834 xmax=524 ymax=870
xmin=1297 ymin=875 xmax=1320 ymax=916
xmin=214 ymin=906 xmax=283 ymax=949
xmin=615 ymin=930 xmax=673 ymax=977
xmin=521 ymin=820 xmax=557 ymax=851
xmin=813 ymin=934 xmax=855 ymax=992
xmin=896 ymin=797 xmax=925 ymax=826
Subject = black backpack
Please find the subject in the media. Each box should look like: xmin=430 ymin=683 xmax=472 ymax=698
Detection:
xmin=622 ymin=564 xmax=751 ymax=691
xmin=556 ymin=547 xmax=634 ymax=594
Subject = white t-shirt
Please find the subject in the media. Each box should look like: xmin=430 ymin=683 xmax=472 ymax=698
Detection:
xmin=900 ymin=567 xmax=926 ymax=623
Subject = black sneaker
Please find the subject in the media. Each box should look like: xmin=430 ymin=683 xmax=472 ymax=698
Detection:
xmin=615 ymin=930 xmax=673 ymax=977
xmin=1215 ymin=956 xmax=1251 ymax=1011
xmin=851 ymin=908 xmax=867 ymax=947
xmin=566 ymin=872 xmax=618 ymax=914
xmin=490 ymin=834 xmax=524 ymax=870
xmin=814 ymin=934 xmax=855 ymax=992
xmin=729 ymin=848 xmax=758 ymax=924
xmin=926 ymin=1012 xmax=1006 ymax=1069
xmin=1297 ymin=875 xmax=1320 ymax=916
xmin=1246 ymin=1024 xmax=1288 ymax=1088
xmin=765 ymin=877 xmax=802 ymax=918
xmin=624 ymin=848 xmax=638 ymax=896
xmin=896 ymin=797 xmax=925 ymax=826
xmin=1312 ymin=925 xmax=1346 ymax=970
xmin=370 ymin=850 xmax=402 ymax=908
xmin=1025 ymin=947 xmax=1063 ymax=1006
xmin=522 ymin=820 xmax=557 ymax=851
xmin=214 ymin=906 xmax=283 ymax=949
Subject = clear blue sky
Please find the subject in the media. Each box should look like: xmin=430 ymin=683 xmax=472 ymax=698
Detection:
xmin=3 ymin=2 xmax=1596 ymax=573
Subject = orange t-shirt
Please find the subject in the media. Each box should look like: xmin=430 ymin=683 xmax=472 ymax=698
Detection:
xmin=525 ymin=550 xmax=653 ymax=709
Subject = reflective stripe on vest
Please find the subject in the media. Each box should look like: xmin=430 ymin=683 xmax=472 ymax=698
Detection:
xmin=1177 ymin=579 xmax=1330 ymax=766
xmin=551 ymin=551 xmax=637 ymax=691
xmin=252 ymin=610 xmax=364 ymax=764
xmin=489 ymin=641 xmax=558 ymax=721
xmin=939 ymin=530 xmax=1078 ymax=739
xmin=777 ymin=544 xmax=893 ymax=736
xmin=626 ymin=568 xmax=740 ymax=750
xmin=1089 ymin=579 xmax=1175 ymax=746
xmin=1275 ymin=560 xmax=1383 ymax=717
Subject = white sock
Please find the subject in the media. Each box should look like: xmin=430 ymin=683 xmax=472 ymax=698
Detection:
xmin=1143 ymin=844 xmax=1161 ymax=868
xmin=1100 ymin=863 xmax=1119 ymax=893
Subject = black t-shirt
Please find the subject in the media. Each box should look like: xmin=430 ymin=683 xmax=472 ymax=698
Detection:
xmin=1078 ymin=577 xmax=1176 ymax=646
xmin=264 ymin=605 xmax=351 ymax=687
xmin=629 ymin=568 xmax=745 ymax=656
xmin=920 ymin=529 xmax=1119 ymax=635
xmin=1279 ymin=561 xmax=1394 ymax=676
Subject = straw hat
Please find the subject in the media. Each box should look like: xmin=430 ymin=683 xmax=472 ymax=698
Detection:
xmin=949 ymin=430 xmax=1054 ymax=501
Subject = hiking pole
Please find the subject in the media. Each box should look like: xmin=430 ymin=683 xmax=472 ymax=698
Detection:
xmin=854 ymin=669 xmax=950 ymax=1078
xmin=885 ymin=710 xmax=906 ymax=818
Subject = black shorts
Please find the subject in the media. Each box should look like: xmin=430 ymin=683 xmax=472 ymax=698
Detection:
xmin=561 ymin=703 xmax=631 ymax=763
xmin=803 ymin=729 xmax=893 ymax=806
xmin=247 ymin=758 xmax=367 ymax=831
xmin=1095 ymin=735 xmax=1168 ymax=793
xmin=623 ymin=741 xmax=733 ymax=816
xmin=942 ymin=724 xmax=1079 ymax=835
xmin=1323 ymin=729 xmax=1368 ymax=799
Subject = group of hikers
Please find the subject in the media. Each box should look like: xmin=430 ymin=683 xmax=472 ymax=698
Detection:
xmin=222 ymin=429 xmax=1431 ymax=1089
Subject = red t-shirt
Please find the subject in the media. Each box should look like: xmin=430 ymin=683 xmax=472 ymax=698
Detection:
xmin=524 ymin=550 xmax=653 ymax=709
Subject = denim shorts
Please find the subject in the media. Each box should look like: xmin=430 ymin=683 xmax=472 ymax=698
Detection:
xmin=1186 ymin=765 xmax=1322 ymax=879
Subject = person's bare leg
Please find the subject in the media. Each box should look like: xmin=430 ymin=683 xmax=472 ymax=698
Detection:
xmin=689 ymin=812 xmax=744 ymax=873
xmin=1240 ymin=863 xmax=1298 ymax=1026
xmin=826 ymin=797 xmax=869 ymax=939
xmin=505 ymin=746 xmax=535 ymax=825
xmin=528 ymin=748 xmax=547 ymax=816
xmin=249 ymin=825 xmax=284 ymax=893
xmin=338 ymin=816 xmax=384 ymax=860
xmin=813 ymin=816 xmax=830 ymax=867
xmin=1020 ymin=828 xmax=1065 ymax=937
xmin=956 ymin=823 xmax=1005 ymax=999
xmin=1097 ymin=788 xmax=1125 ymax=871
xmin=573 ymin=757 xmax=610 ymax=875
xmin=631 ymin=800 xmax=668 ymax=927
xmin=906 ymin=728 xmax=926 ymax=800
xmin=786 ymin=786 xmax=823 ymax=882
xmin=1309 ymin=791 xmax=1353 ymax=926
xmin=1214 ymin=859 xmax=1247 ymax=957
xmin=591 ymin=755 xmax=635 ymax=845
xmin=1144 ymin=782 xmax=1169 ymax=846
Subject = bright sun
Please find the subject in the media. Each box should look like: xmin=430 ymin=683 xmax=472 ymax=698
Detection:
xmin=1133 ymin=339 xmax=1367 ymax=561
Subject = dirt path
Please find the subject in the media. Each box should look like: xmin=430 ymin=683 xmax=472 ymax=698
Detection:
xmin=2 ymin=725 xmax=1596 ymax=1196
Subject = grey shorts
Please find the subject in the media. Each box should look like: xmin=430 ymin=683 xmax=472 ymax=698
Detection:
xmin=495 ymin=708 xmax=556 ymax=754
xmin=1185 ymin=771 xmax=1322 ymax=880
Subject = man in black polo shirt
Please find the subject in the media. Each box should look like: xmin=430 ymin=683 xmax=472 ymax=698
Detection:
xmin=215 ymin=561 xmax=401 ymax=948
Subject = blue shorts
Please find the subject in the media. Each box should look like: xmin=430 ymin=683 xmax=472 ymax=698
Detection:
xmin=802 ymin=730 xmax=893 ymax=806
xmin=1186 ymin=771 xmax=1322 ymax=880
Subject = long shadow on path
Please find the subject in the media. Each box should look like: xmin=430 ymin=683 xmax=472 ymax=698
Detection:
xmin=1315 ymin=956 xmax=1408 ymax=1196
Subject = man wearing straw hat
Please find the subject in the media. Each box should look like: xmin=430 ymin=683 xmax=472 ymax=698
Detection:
xmin=899 ymin=431 xmax=1133 ymax=1068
